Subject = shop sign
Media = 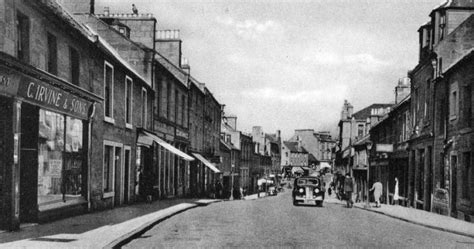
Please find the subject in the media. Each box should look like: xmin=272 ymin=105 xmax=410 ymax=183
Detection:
xmin=0 ymin=66 xmax=21 ymax=95
xmin=17 ymin=77 xmax=92 ymax=119
xmin=176 ymin=128 xmax=188 ymax=139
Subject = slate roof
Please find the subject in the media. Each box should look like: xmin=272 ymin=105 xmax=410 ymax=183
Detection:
xmin=352 ymin=103 xmax=393 ymax=120
xmin=283 ymin=142 xmax=308 ymax=153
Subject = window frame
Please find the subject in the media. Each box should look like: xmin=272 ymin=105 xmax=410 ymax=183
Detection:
xmin=449 ymin=81 xmax=459 ymax=121
xmin=125 ymin=76 xmax=133 ymax=129
xmin=141 ymin=87 xmax=147 ymax=127
xmin=104 ymin=61 xmax=115 ymax=123
xmin=69 ymin=46 xmax=80 ymax=85
xmin=47 ymin=32 xmax=57 ymax=75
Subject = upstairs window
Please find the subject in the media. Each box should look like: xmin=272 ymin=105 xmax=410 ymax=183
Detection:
xmin=70 ymin=46 xmax=80 ymax=85
xmin=141 ymin=88 xmax=147 ymax=127
xmin=125 ymin=76 xmax=133 ymax=127
xmin=47 ymin=33 xmax=57 ymax=75
xmin=16 ymin=11 xmax=30 ymax=63
xmin=104 ymin=62 xmax=114 ymax=122
xmin=463 ymin=84 xmax=472 ymax=128
xmin=449 ymin=82 xmax=459 ymax=120
xmin=439 ymin=14 xmax=446 ymax=41
xmin=357 ymin=124 xmax=364 ymax=138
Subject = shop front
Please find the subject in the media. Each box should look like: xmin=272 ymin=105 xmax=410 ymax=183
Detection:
xmin=136 ymin=130 xmax=193 ymax=200
xmin=0 ymin=55 xmax=100 ymax=230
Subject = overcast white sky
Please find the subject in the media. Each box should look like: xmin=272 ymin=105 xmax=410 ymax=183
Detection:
xmin=96 ymin=0 xmax=442 ymax=139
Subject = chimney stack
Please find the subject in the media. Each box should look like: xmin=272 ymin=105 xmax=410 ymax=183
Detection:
xmin=56 ymin=0 xmax=95 ymax=14
xmin=395 ymin=77 xmax=411 ymax=104
xmin=156 ymin=30 xmax=182 ymax=67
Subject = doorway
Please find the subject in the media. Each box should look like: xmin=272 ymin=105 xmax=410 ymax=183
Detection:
xmin=451 ymin=155 xmax=457 ymax=217
xmin=19 ymin=103 xmax=39 ymax=223
xmin=124 ymin=147 xmax=131 ymax=204
xmin=114 ymin=147 xmax=122 ymax=206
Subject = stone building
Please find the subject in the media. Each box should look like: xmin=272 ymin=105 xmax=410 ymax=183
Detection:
xmin=0 ymin=0 xmax=158 ymax=231
xmin=288 ymin=129 xmax=336 ymax=170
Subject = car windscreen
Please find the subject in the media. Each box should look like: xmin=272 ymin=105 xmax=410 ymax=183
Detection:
xmin=297 ymin=178 xmax=319 ymax=185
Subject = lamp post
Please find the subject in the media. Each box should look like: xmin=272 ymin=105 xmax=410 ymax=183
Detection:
xmin=365 ymin=141 xmax=373 ymax=208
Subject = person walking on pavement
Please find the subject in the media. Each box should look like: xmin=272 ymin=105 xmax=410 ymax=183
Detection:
xmin=370 ymin=180 xmax=383 ymax=207
xmin=343 ymin=173 xmax=354 ymax=208
xmin=392 ymin=177 xmax=399 ymax=205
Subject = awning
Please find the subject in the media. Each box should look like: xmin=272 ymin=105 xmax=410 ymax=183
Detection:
xmin=192 ymin=153 xmax=221 ymax=173
xmin=320 ymin=162 xmax=331 ymax=169
xmin=137 ymin=130 xmax=194 ymax=161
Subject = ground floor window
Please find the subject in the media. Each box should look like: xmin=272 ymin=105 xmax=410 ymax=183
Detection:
xmin=38 ymin=109 xmax=84 ymax=206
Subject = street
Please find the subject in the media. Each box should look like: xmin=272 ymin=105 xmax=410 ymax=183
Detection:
xmin=124 ymin=190 xmax=474 ymax=248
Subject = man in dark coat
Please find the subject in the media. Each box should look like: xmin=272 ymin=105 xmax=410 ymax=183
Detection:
xmin=344 ymin=173 xmax=354 ymax=208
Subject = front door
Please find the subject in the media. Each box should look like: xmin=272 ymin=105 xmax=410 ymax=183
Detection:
xmin=451 ymin=155 xmax=457 ymax=217
xmin=124 ymin=148 xmax=131 ymax=204
xmin=19 ymin=103 xmax=39 ymax=223
xmin=114 ymin=147 xmax=122 ymax=206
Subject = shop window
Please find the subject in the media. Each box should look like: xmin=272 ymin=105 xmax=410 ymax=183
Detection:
xmin=37 ymin=109 xmax=84 ymax=206
xmin=70 ymin=46 xmax=80 ymax=86
xmin=141 ymin=88 xmax=147 ymax=127
xmin=16 ymin=11 xmax=30 ymax=63
xmin=462 ymin=152 xmax=471 ymax=200
xmin=47 ymin=33 xmax=57 ymax=75
xmin=104 ymin=62 xmax=114 ymax=122
xmin=125 ymin=76 xmax=133 ymax=128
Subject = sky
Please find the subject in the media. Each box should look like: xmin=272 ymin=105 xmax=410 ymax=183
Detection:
xmin=96 ymin=0 xmax=442 ymax=139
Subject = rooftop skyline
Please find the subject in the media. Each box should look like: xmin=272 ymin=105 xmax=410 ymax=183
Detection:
xmin=94 ymin=0 xmax=442 ymax=139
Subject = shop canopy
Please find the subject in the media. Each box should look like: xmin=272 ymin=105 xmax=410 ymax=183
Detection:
xmin=319 ymin=162 xmax=332 ymax=169
xmin=137 ymin=130 xmax=194 ymax=161
xmin=257 ymin=178 xmax=274 ymax=186
xmin=192 ymin=153 xmax=221 ymax=173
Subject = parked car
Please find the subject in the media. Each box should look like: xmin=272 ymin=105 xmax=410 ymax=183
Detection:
xmin=268 ymin=184 xmax=277 ymax=196
xmin=292 ymin=176 xmax=325 ymax=207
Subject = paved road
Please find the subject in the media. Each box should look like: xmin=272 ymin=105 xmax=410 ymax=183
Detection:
xmin=124 ymin=191 xmax=474 ymax=248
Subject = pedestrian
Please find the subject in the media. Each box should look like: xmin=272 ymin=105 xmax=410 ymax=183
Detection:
xmin=370 ymin=180 xmax=383 ymax=207
xmin=393 ymin=177 xmax=399 ymax=205
xmin=240 ymin=186 xmax=244 ymax=200
xmin=343 ymin=173 xmax=354 ymax=208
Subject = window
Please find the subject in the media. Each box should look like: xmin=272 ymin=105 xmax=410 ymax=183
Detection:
xmin=357 ymin=124 xmax=364 ymax=138
xmin=16 ymin=11 xmax=30 ymax=62
xmin=141 ymin=88 xmax=147 ymax=127
xmin=463 ymin=85 xmax=472 ymax=127
xmin=167 ymin=83 xmax=171 ymax=119
xmin=462 ymin=152 xmax=471 ymax=200
xmin=125 ymin=76 xmax=133 ymax=128
xmin=182 ymin=95 xmax=186 ymax=127
xmin=70 ymin=46 xmax=80 ymax=85
xmin=47 ymin=33 xmax=57 ymax=75
xmin=450 ymin=82 xmax=459 ymax=120
xmin=104 ymin=62 xmax=114 ymax=122
xmin=439 ymin=14 xmax=446 ymax=41
xmin=175 ymin=90 xmax=179 ymax=124
xmin=37 ymin=110 xmax=84 ymax=206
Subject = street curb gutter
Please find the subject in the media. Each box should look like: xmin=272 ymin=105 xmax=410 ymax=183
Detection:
xmin=104 ymin=203 xmax=199 ymax=249
xmin=105 ymin=199 xmax=221 ymax=248
xmin=324 ymin=199 xmax=474 ymax=239
xmin=354 ymin=206 xmax=474 ymax=239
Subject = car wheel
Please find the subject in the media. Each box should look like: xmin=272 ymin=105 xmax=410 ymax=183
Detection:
xmin=317 ymin=201 xmax=323 ymax=207
xmin=293 ymin=199 xmax=298 ymax=206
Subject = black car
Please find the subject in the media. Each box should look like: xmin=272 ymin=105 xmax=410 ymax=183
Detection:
xmin=292 ymin=176 xmax=325 ymax=207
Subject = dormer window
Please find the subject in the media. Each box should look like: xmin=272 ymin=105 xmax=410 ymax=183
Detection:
xmin=439 ymin=14 xmax=446 ymax=41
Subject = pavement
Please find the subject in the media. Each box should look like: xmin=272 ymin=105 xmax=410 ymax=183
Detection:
xmin=0 ymin=198 xmax=221 ymax=249
xmin=325 ymin=192 xmax=474 ymax=239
